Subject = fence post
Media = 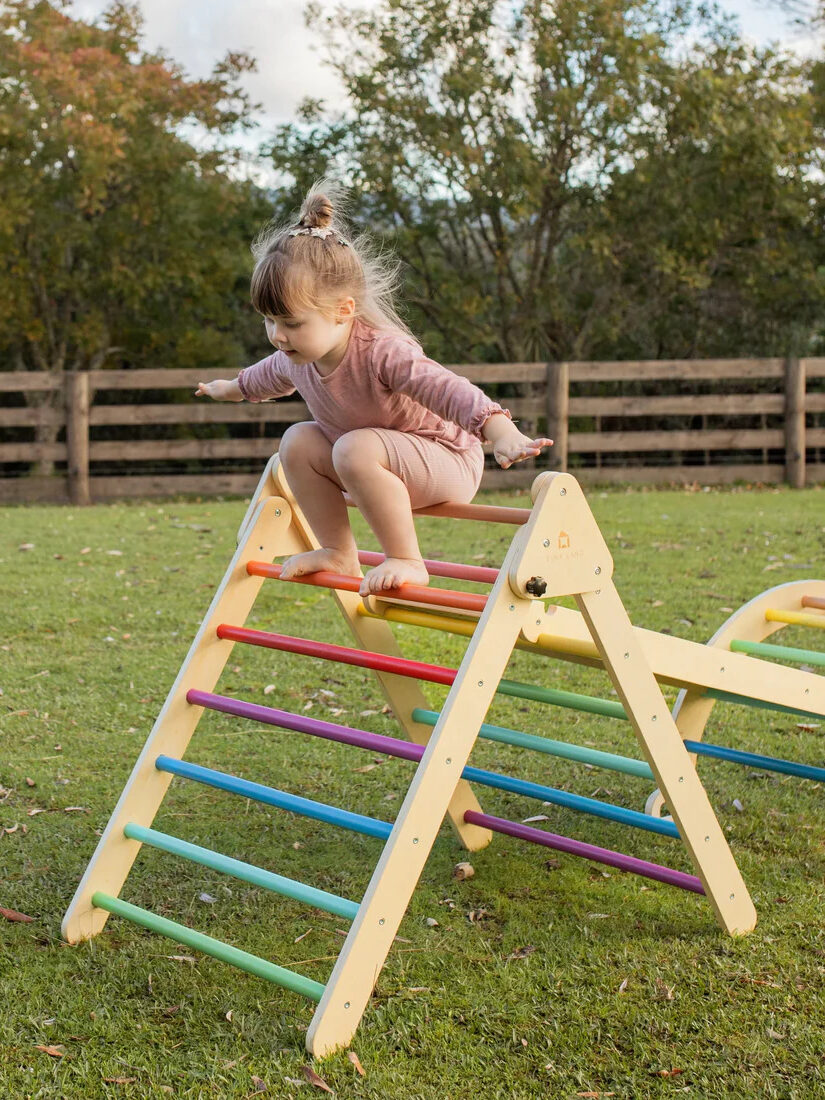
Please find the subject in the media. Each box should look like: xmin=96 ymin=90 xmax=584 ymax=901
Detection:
xmin=65 ymin=371 xmax=91 ymax=505
xmin=546 ymin=361 xmax=569 ymax=471
xmin=784 ymin=356 xmax=805 ymax=489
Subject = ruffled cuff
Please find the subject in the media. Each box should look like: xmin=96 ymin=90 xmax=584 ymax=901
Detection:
xmin=236 ymin=368 xmax=259 ymax=403
xmin=470 ymin=404 xmax=512 ymax=440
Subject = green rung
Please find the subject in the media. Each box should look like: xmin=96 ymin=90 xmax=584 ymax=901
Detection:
xmin=92 ymin=892 xmax=325 ymax=1001
xmin=124 ymin=823 xmax=359 ymax=921
xmin=730 ymin=638 xmax=825 ymax=668
xmin=412 ymin=707 xmax=653 ymax=780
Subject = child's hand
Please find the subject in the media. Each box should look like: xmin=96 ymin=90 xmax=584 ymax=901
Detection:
xmin=492 ymin=432 xmax=554 ymax=469
xmin=483 ymin=413 xmax=552 ymax=469
xmin=195 ymin=379 xmax=243 ymax=402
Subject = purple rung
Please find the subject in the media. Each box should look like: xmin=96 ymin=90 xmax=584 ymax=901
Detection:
xmin=186 ymin=690 xmax=421 ymax=761
xmin=464 ymin=810 xmax=705 ymax=894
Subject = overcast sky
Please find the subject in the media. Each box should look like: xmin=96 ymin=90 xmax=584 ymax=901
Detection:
xmin=72 ymin=0 xmax=817 ymax=136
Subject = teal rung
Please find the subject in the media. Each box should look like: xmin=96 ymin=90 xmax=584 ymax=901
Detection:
xmin=92 ymin=892 xmax=325 ymax=1001
xmin=730 ymin=638 xmax=825 ymax=668
xmin=704 ymin=688 xmax=824 ymax=720
xmin=123 ymin=823 xmax=359 ymax=921
xmin=411 ymin=708 xmax=654 ymax=780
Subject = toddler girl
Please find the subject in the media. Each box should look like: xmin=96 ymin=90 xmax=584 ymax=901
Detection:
xmin=197 ymin=181 xmax=552 ymax=596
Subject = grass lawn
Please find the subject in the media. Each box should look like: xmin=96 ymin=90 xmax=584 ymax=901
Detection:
xmin=1 ymin=480 xmax=824 ymax=1099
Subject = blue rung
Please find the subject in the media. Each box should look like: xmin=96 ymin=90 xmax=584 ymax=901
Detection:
xmin=155 ymin=756 xmax=392 ymax=839
xmin=459 ymin=763 xmax=679 ymax=837
xmin=684 ymin=740 xmax=825 ymax=783
xmin=124 ymin=823 xmax=360 ymax=920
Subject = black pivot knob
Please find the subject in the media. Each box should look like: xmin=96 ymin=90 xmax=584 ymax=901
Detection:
xmin=525 ymin=576 xmax=547 ymax=597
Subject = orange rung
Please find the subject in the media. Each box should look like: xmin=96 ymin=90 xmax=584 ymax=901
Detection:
xmin=246 ymin=561 xmax=489 ymax=613
xmin=802 ymin=595 xmax=825 ymax=611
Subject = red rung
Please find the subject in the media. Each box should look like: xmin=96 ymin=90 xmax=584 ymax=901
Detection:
xmin=357 ymin=550 xmax=498 ymax=585
xmin=246 ymin=561 xmax=488 ymax=613
xmin=802 ymin=596 xmax=825 ymax=611
xmin=216 ymin=625 xmax=456 ymax=685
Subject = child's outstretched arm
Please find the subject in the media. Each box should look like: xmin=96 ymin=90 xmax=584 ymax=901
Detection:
xmin=195 ymin=379 xmax=244 ymax=402
xmin=483 ymin=412 xmax=553 ymax=469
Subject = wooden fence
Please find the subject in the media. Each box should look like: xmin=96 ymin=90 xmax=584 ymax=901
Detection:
xmin=1 ymin=356 xmax=824 ymax=504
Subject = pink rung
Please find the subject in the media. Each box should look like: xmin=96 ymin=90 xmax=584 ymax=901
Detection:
xmin=357 ymin=550 xmax=499 ymax=585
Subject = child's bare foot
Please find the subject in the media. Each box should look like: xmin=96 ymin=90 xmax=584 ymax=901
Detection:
xmin=359 ymin=557 xmax=429 ymax=596
xmin=280 ymin=548 xmax=360 ymax=581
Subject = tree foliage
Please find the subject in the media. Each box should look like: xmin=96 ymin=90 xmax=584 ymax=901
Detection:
xmin=0 ymin=0 xmax=268 ymax=378
xmin=269 ymin=0 xmax=825 ymax=363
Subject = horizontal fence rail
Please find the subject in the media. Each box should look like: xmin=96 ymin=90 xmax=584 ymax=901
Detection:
xmin=1 ymin=357 xmax=824 ymax=503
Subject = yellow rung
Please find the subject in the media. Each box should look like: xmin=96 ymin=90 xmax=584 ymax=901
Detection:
xmin=765 ymin=609 xmax=825 ymax=630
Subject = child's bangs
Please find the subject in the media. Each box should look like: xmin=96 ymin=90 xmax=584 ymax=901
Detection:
xmin=250 ymin=252 xmax=317 ymax=319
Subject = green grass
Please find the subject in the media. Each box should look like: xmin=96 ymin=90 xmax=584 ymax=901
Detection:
xmin=1 ymin=482 xmax=824 ymax=1099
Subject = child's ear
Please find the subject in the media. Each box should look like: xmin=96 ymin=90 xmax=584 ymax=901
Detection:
xmin=337 ymin=297 xmax=356 ymax=323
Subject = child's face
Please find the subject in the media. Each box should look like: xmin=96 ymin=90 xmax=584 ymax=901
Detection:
xmin=264 ymin=304 xmax=352 ymax=369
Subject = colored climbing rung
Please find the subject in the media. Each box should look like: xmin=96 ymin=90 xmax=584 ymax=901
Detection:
xmin=765 ymin=608 xmax=825 ymax=630
xmin=412 ymin=707 xmax=655 ymax=780
xmin=358 ymin=550 xmax=499 ymax=584
xmin=682 ymin=740 xmax=825 ymax=783
xmin=216 ymin=625 xmax=627 ymax=719
xmin=730 ymin=638 xmax=825 ymax=668
xmin=123 ymin=823 xmax=359 ymax=920
xmin=346 ymin=494 xmax=531 ymax=525
xmin=91 ymin=892 xmax=325 ymax=1000
xmin=246 ymin=561 xmax=488 ymax=613
xmin=463 ymin=812 xmax=704 ymax=894
xmin=154 ymin=755 xmax=392 ymax=840
xmin=802 ymin=596 xmax=825 ymax=611
xmin=186 ymin=689 xmax=680 ymax=838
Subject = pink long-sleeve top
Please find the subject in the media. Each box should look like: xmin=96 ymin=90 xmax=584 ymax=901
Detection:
xmin=237 ymin=320 xmax=509 ymax=453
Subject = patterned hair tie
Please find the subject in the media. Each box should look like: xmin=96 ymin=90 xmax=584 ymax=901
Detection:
xmin=289 ymin=226 xmax=348 ymax=245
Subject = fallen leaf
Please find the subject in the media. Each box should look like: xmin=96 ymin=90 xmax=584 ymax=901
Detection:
xmin=301 ymin=1065 xmax=334 ymax=1093
xmin=653 ymin=1068 xmax=684 ymax=1078
xmin=103 ymin=1077 xmax=137 ymax=1084
xmin=294 ymin=929 xmax=312 ymax=943
xmin=164 ymin=954 xmax=197 ymax=965
xmin=353 ymin=764 xmax=378 ymax=773
xmin=425 ymin=917 xmax=439 ymax=927
xmin=0 ymin=906 xmax=34 ymax=922
xmin=796 ymin=723 xmax=820 ymax=732
xmin=453 ymin=861 xmax=474 ymax=881
xmin=19 ymin=542 xmax=35 ymax=551
xmin=263 ymin=685 xmax=276 ymax=695
xmin=251 ymin=1075 xmax=268 ymax=1092
xmin=618 ymin=978 xmax=629 ymax=993
xmin=347 ymin=1050 xmax=366 ymax=1076
xmin=655 ymin=976 xmax=675 ymax=1000
xmin=199 ymin=892 xmax=217 ymax=903
xmin=35 ymin=1044 xmax=65 ymax=1058
xmin=507 ymin=945 xmax=536 ymax=960
xmin=521 ymin=814 xmax=549 ymax=823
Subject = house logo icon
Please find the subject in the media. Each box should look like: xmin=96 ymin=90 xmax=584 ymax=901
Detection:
xmin=558 ymin=531 xmax=571 ymax=549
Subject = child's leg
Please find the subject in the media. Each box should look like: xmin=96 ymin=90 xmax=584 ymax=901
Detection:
xmin=277 ymin=422 xmax=360 ymax=580
xmin=331 ymin=430 xmax=428 ymax=595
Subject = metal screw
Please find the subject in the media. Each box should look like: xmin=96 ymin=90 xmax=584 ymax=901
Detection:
xmin=560 ymin=488 xmax=567 ymax=496
xmin=344 ymin=1001 xmax=351 ymax=1009
xmin=730 ymin=893 xmax=735 ymax=900
xmin=623 ymin=652 xmax=629 ymax=659
xmin=705 ymin=836 xmax=710 ymax=842
xmin=594 ymin=566 xmax=601 ymax=575
xmin=720 ymin=666 xmax=725 ymax=674
xmin=413 ymin=837 xmax=419 ymax=844
xmin=651 ymin=715 xmax=657 ymax=722
xmin=379 ymin=918 xmax=385 ymax=925
xmin=275 ymin=508 xmax=281 ymax=516
xmin=543 ymin=539 xmax=550 ymax=547
xmin=446 ymin=758 xmax=452 ymax=765
xmin=509 ymin=604 xmax=515 ymax=611
xmin=477 ymin=680 xmax=484 ymax=687
xmin=678 ymin=776 xmax=684 ymax=783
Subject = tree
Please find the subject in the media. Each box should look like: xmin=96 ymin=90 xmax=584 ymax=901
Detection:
xmin=268 ymin=0 xmax=824 ymax=363
xmin=0 ymin=0 xmax=269 ymax=467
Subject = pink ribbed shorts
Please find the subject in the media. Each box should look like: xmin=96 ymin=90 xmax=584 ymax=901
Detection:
xmin=367 ymin=429 xmax=484 ymax=509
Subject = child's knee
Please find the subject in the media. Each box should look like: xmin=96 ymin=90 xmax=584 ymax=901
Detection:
xmin=331 ymin=430 xmax=386 ymax=481
xmin=279 ymin=421 xmax=327 ymax=467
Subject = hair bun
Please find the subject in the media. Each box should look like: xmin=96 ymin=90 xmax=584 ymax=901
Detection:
xmin=298 ymin=192 xmax=334 ymax=230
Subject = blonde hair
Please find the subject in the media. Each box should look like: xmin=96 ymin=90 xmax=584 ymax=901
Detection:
xmin=250 ymin=179 xmax=413 ymax=336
